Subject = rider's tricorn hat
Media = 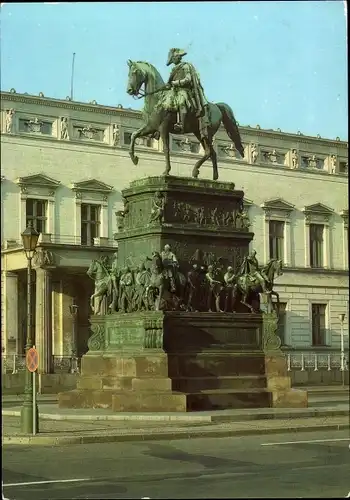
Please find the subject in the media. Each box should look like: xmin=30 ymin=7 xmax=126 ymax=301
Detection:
xmin=166 ymin=48 xmax=187 ymax=66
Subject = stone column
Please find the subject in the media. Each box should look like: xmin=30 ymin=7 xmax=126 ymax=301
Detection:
xmin=2 ymin=271 xmax=19 ymax=354
xmin=304 ymin=220 xmax=311 ymax=267
xmin=284 ymin=218 xmax=292 ymax=267
xmin=35 ymin=267 xmax=53 ymax=373
xmin=323 ymin=224 xmax=331 ymax=269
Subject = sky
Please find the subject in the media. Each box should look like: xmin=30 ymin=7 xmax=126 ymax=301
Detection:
xmin=1 ymin=1 xmax=348 ymax=140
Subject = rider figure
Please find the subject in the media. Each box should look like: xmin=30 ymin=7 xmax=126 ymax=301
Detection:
xmin=160 ymin=48 xmax=209 ymax=137
xmin=241 ymin=250 xmax=269 ymax=293
xmin=161 ymin=244 xmax=179 ymax=293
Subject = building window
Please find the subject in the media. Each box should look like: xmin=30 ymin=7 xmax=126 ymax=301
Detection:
xmin=26 ymin=198 xmax=47 ymax=233
xmin=277 ymin=302 xmax=287 ymax=345
xmin=269 ymin=220 xmax=284 ymax=260
xmin=81 ymin=204 xmax=100 ymax=246
xmin=309 ymin=224 xmax=324 ymax=268
xmin=311 ymin=304 xmax=327 ymax=346
xmin=339 ymin=161 xmax=348 ymax=174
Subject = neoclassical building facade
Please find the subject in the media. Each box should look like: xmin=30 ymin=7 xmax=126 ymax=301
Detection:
xmin=1 ymin=90 xmax=348 ymax=373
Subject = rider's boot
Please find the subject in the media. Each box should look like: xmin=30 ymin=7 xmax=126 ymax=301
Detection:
xmin=174 ymin=110 xmax=186 ymax=133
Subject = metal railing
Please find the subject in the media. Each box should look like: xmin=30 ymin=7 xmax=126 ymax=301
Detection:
xmin=2 ymin=351 xmax=348 ymax=375
xmin=1 ymin=355 xmax=81 ymax=374
xmin=282 ymin=349 xmax=349 ymax=372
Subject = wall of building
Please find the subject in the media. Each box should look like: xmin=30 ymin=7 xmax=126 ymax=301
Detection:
xmin=1 ymin=91 xmax=348 ymax=355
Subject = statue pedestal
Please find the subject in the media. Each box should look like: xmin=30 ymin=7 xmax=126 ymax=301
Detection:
xmin=58 ymin=311 xmax=307 ymax=411
xmin=59 ymin=176 xmax=306 ymax=412
xmin=262 ymin=310 xmax=307 ymax=408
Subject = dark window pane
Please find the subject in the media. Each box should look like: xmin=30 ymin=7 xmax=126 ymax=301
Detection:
xmin=36 ymin=219 xmax=46 ymax=234
xmin=90 ymin=205 xmax=100 ymax=222
xmin=310 ymin=224 xmax=324 ymax=267
xmin=26 ymin=199 xmax=34 ymax=216
xmin=269 ymin=221 xmax=284 ymax=260
xmin=81 ymin=204 xmax=88 ymax=221
xmin=90 ymin=223 xmax=99 ymax=239
xmin=81 ymin=222 xmax=88 ymax=245
xmin=36 ymin=201 xmax=45 ymax=217
xmin=312 ymin=303 xmax=327 ymax=345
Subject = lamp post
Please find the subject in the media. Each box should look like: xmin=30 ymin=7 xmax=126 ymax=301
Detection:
xmin=69 ymin=302 xmax=79 ymax=373
xmin=338 ymin=313 xmax=346 ymax=387
xmin=20 ymin=223 xmax=40 ymax=434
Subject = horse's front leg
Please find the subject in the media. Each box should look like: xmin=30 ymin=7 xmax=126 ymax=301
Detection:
xmin=192 ymin=134 xmax=212 ymax=179
xmin=160 ymin=121 xmax=171 ymax=175
xmin=129 ymin=123 xmax=157 ymax=166
xmin=270 ymin=290 xmax=280 ymax=314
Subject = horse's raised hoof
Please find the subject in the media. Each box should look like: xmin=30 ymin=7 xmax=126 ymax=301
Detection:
xmin=192 ymin=168 xmax=199 ymax=179
xmin=129 ymin=152 xmax=139 ymax=165
xmin=213 ymin=171 xmax=219 ymax=181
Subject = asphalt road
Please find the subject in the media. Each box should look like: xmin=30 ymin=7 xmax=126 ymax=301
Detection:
xmin=2 ymin=429 xmax=350 ymax=499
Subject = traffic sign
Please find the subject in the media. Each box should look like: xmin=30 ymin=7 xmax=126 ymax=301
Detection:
xmin=26 ymin=347 xmax=39 ymax=372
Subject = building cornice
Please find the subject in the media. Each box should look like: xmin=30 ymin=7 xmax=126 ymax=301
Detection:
xmin=1 ymin=91 xmax=348 ymax=148
xmin=1 ymin=91 xmax=140 ymax=119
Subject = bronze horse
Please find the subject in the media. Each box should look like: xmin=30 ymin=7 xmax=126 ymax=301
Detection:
xmin=126 ymin=60 xmax=244 ymax=181
xmin=146 ymin=253 xmax=187 ymax=311
xmin=232 ymin=259 xmax=283 ymax=313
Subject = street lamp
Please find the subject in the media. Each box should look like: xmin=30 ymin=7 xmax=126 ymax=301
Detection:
xmin=338 ymin=313 xmax=347 ymax=387
xmin=69 ymin=302 xmax=79 ymax=373
xmin=20 ymin=222 xmax=40 ymax=434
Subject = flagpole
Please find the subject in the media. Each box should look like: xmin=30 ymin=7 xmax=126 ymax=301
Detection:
xmin=70 ymin=52 xmax=76 ymax=101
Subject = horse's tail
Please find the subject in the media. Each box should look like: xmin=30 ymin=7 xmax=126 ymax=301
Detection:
xmin=216 ymin=102 xmax=244 ymax=158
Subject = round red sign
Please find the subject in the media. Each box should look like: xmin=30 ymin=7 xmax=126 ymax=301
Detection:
xmin=26 ymin=347 xmax=39 ymax=373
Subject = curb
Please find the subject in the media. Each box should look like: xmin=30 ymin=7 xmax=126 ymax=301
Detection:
xmin=2 ymin=422 xmax=349 ymax=446
xmin=2 ymin=407 xmax=349 ymax=423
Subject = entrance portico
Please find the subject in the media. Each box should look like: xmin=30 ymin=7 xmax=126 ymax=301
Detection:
xmin=1 ymin=242 xmax=116 ymax=373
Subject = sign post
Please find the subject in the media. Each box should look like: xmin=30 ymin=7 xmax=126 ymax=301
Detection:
xmin=26 ymin=346 xmax=39 ymax=435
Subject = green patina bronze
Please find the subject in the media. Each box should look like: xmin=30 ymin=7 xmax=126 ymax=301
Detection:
xmin=126 ymin=48 xmax=245 ymax=180
xmin=87 ymin=176 xmax=283 ymax=322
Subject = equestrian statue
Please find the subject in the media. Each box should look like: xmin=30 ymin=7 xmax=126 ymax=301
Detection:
xmin=126 ymin=48 xmax=244 ymax=180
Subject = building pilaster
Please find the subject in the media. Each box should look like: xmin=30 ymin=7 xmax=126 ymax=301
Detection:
xmin=35 ymin=266 xmax=53 ymax=373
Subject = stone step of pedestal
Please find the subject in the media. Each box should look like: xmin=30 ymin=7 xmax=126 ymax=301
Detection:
xmin=59 ymin=389 xmax=117 ymax=409
xmin=185 ymin=388 xmax=271 ymax=411
xmin=171 ymin=375 xmax=267 ymax=392
xmin=111 ymin=388 xmax=272 ymax=412
xmin=168 ymin=353 xmax=266 ymax=377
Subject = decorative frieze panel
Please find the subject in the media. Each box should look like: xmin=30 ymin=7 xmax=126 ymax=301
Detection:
xmin=261 ymin=148 xmax=286 ymax=165
xmin=217 ymin=142 xmax=241 ymax=160
xmin=170 ymin=200 xmax=249 ymax=230
xmin=123 ymin=130 xmax=154 ymax=148
xmin=73 ymin=124 xmax=105 ymax=142
xmin=18 ymin=117 xmax=52 ymax=136
xmin=301 ymin=154 xmax=325 ymax=170
xmin=171 ymin=136 xmax=200 ymax=154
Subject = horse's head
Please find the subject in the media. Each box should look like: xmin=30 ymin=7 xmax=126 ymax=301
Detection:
xmin=87 ymin=259 xmax=97 ymax=275
xmin=126 ymin=60 xmax=146 ymax=96
xmin=266 ymin=258 xmax=283 ymax=280
xmin=126 ymin=60 xmax=164 ymax=98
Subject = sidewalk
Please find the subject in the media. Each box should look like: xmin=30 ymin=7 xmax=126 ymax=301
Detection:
xmin=2 ymin=413 xmax=348 ymax=446
xmin=2 ymin=403 xmax=349 ymax=423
